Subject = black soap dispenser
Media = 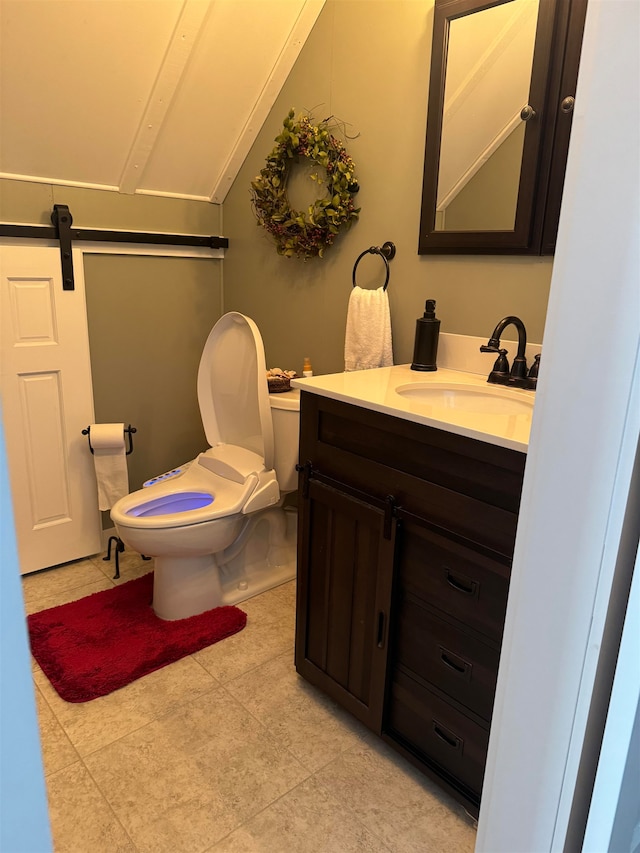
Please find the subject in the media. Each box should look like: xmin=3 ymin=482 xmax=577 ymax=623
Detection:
xmin=411 ymin=299 xmax=440 ymax=371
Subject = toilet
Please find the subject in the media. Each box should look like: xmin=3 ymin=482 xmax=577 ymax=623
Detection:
xmin=110 ymin=312 xmax=300 ymax=620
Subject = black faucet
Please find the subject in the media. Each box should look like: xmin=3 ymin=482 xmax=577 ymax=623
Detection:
xmin=480 ymin=316 xmax=530 ymax=388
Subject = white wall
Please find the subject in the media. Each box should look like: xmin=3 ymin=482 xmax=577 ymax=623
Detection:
xmin=477 ymin=0 xmax=640 ymax=849
xmin=0 ymin=410 xmax=52 ymax=851
xmin=583 ymin=549 xmax=640 ymax=852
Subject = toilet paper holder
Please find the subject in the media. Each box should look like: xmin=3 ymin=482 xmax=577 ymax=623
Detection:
xmin=82 ymin=422 xmax=145 ymax=579
xmin=82 ymin=424 xmax=136 ymax=455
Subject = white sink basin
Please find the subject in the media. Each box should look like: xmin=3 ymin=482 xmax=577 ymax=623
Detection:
xmin=394 ymin=382 xmax=534 ymax=415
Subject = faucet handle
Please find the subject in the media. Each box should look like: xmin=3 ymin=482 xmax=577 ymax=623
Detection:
xmin=480 ymin=338 xmax=502 ymax=354
xmin=525 ymin=354 xmax=541 ymax=390
xmin=485 ymin=348 xmax=510 ymax=385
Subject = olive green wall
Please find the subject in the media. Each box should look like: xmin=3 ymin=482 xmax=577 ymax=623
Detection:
xmin=222 ymin=0 xmax=553 ymax=377
xmin=1 ymin=178 xmax=224 ymax=496
xmin=83 ymin=254 xmax=222 ymax=492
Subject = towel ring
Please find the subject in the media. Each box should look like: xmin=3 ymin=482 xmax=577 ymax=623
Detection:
xmin=352 ymin=241 xmax=396 ymax=291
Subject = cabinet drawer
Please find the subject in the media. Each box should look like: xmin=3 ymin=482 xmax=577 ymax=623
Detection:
xmin=394 ymin=599 xmax=500 ymax=721
xmin=301 ymin=394 xmax=526 ymax=514
xmin=397 ymin=521 xmax=510 ymax=641
xmin=386 ymin=670 xmax=489 ymax=797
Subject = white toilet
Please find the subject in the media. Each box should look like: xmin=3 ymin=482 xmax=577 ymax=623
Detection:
xmin=110 ymin=312 xmax=300 ymax=620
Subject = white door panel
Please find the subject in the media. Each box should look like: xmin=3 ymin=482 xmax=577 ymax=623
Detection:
xmin=0 ymin=242 xmax=101 ymax=574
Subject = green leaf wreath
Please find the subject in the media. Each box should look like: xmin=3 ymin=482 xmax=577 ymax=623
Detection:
xmin=250 ymin=109 xmax=360 ymax=260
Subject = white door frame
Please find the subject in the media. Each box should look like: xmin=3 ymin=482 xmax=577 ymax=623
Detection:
xmin=476 ymin=0 xmax=640 ymax=849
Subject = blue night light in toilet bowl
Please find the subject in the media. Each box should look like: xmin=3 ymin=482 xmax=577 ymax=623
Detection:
xmin=110 ymin=312 xmax=300 ymax=621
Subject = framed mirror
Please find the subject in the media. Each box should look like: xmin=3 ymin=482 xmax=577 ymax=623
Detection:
xmin=418 ymin=0 xmax=587 ymax=255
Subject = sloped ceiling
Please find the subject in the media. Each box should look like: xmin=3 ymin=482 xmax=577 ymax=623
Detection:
xmin=0 ymin=0 xmax=324 ymax=203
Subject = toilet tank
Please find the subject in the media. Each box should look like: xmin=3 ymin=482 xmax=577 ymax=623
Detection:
xmin=269 ymin=389 xmax=300 ymax=493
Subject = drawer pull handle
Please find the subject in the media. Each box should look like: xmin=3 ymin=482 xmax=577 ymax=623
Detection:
xmin=432 ymin=721 xmax=462 ymax=752
xmin=440 ymin=648 xmax=471 ymax=678
xmin=444 ymin=568 xmax=478 ymax=596
xmin=376 ymin=611 xmax=386 ymax=649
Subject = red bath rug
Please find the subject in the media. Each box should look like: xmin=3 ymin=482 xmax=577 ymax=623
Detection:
xmin=27 ymin=572 xmax=246 ymax=703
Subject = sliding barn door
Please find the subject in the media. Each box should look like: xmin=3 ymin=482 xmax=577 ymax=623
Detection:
xmin=0 ymin=242 xmax=101 ymax=574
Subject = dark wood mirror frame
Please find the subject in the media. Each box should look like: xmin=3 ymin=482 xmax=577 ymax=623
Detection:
xmin=418 ymin=0 xmax=587 ymax=256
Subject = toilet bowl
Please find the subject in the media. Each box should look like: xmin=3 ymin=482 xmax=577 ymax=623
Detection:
xmin=110 ymin=312 xmax=300 ymax=620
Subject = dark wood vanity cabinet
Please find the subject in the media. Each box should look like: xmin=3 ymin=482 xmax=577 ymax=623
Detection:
xmin=294 ymin=392 xmax=526 ymax=816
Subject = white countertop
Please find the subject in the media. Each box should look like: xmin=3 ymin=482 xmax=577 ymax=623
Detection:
xmin=291 ymin=365 xmax=534 ymax=453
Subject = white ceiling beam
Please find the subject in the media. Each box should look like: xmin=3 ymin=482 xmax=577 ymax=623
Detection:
xmin=118 ymin=0 xmax=212 ymax=195
xmin=208 ymin=0 xmax=325 ymax=204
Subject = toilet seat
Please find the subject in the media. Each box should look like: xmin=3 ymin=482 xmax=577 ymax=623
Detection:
xmin=128 ymin=492 xmax=214 ymax=518
xmin=111 ymin=312 xmax=281 ymax=532
xmin=111 ymin=455 xmax=260 ymax=529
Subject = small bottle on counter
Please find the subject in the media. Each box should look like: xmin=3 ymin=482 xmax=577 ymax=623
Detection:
xmin=411 ymin=299 xmax=440 ymax=371
xmin=302 ymin=357 xmax=313 ymax=377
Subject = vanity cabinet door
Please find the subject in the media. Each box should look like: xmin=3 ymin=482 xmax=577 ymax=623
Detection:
xmin=295 ymin=477 xmax=396 ymax=732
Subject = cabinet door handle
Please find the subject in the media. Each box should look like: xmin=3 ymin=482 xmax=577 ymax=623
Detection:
xmin=376 ymin=611 xmax=386 ymax=648
xmin=432 ymin=721 xmax=462 ymax=752
xmin=560 ymin=95 xmax=575 ymax=114
xmin=439 ymin=646 xmax=472 ymax=679
xmin=444 ymin=567 xmax=478 ymax=597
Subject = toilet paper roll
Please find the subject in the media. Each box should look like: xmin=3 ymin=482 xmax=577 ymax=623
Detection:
xmin=90 ymin=423 xmax=129 ymax=511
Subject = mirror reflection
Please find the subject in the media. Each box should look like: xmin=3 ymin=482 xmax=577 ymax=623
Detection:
xmin=435 ymin=0 xmax=540 ymax=232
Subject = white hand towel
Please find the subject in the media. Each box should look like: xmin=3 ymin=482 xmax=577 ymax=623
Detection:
xmin=344 ymin=286 xmax=393 ymax=371
xmin=90 ymin=423 xmax=129 ymax=511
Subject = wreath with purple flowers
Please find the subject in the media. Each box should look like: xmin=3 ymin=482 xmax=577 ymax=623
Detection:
xmin=250 ymin=109 xmax=360 ymax=260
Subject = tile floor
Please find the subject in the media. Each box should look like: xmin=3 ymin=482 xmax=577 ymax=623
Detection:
xmin=23 ymin=549 xmax=477 ymax=853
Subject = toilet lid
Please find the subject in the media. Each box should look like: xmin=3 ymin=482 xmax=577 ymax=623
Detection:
xmin=197 ymin=312 xmax=274 ymax=471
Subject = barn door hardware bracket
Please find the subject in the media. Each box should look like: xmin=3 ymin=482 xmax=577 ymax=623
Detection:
xmin=295 ymin=460 xmax=312 ymax=498
xmin=383 ymin=494 xmax=397 ymax=540
xmin=51 ymin=204 xmax=75 ymax=291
